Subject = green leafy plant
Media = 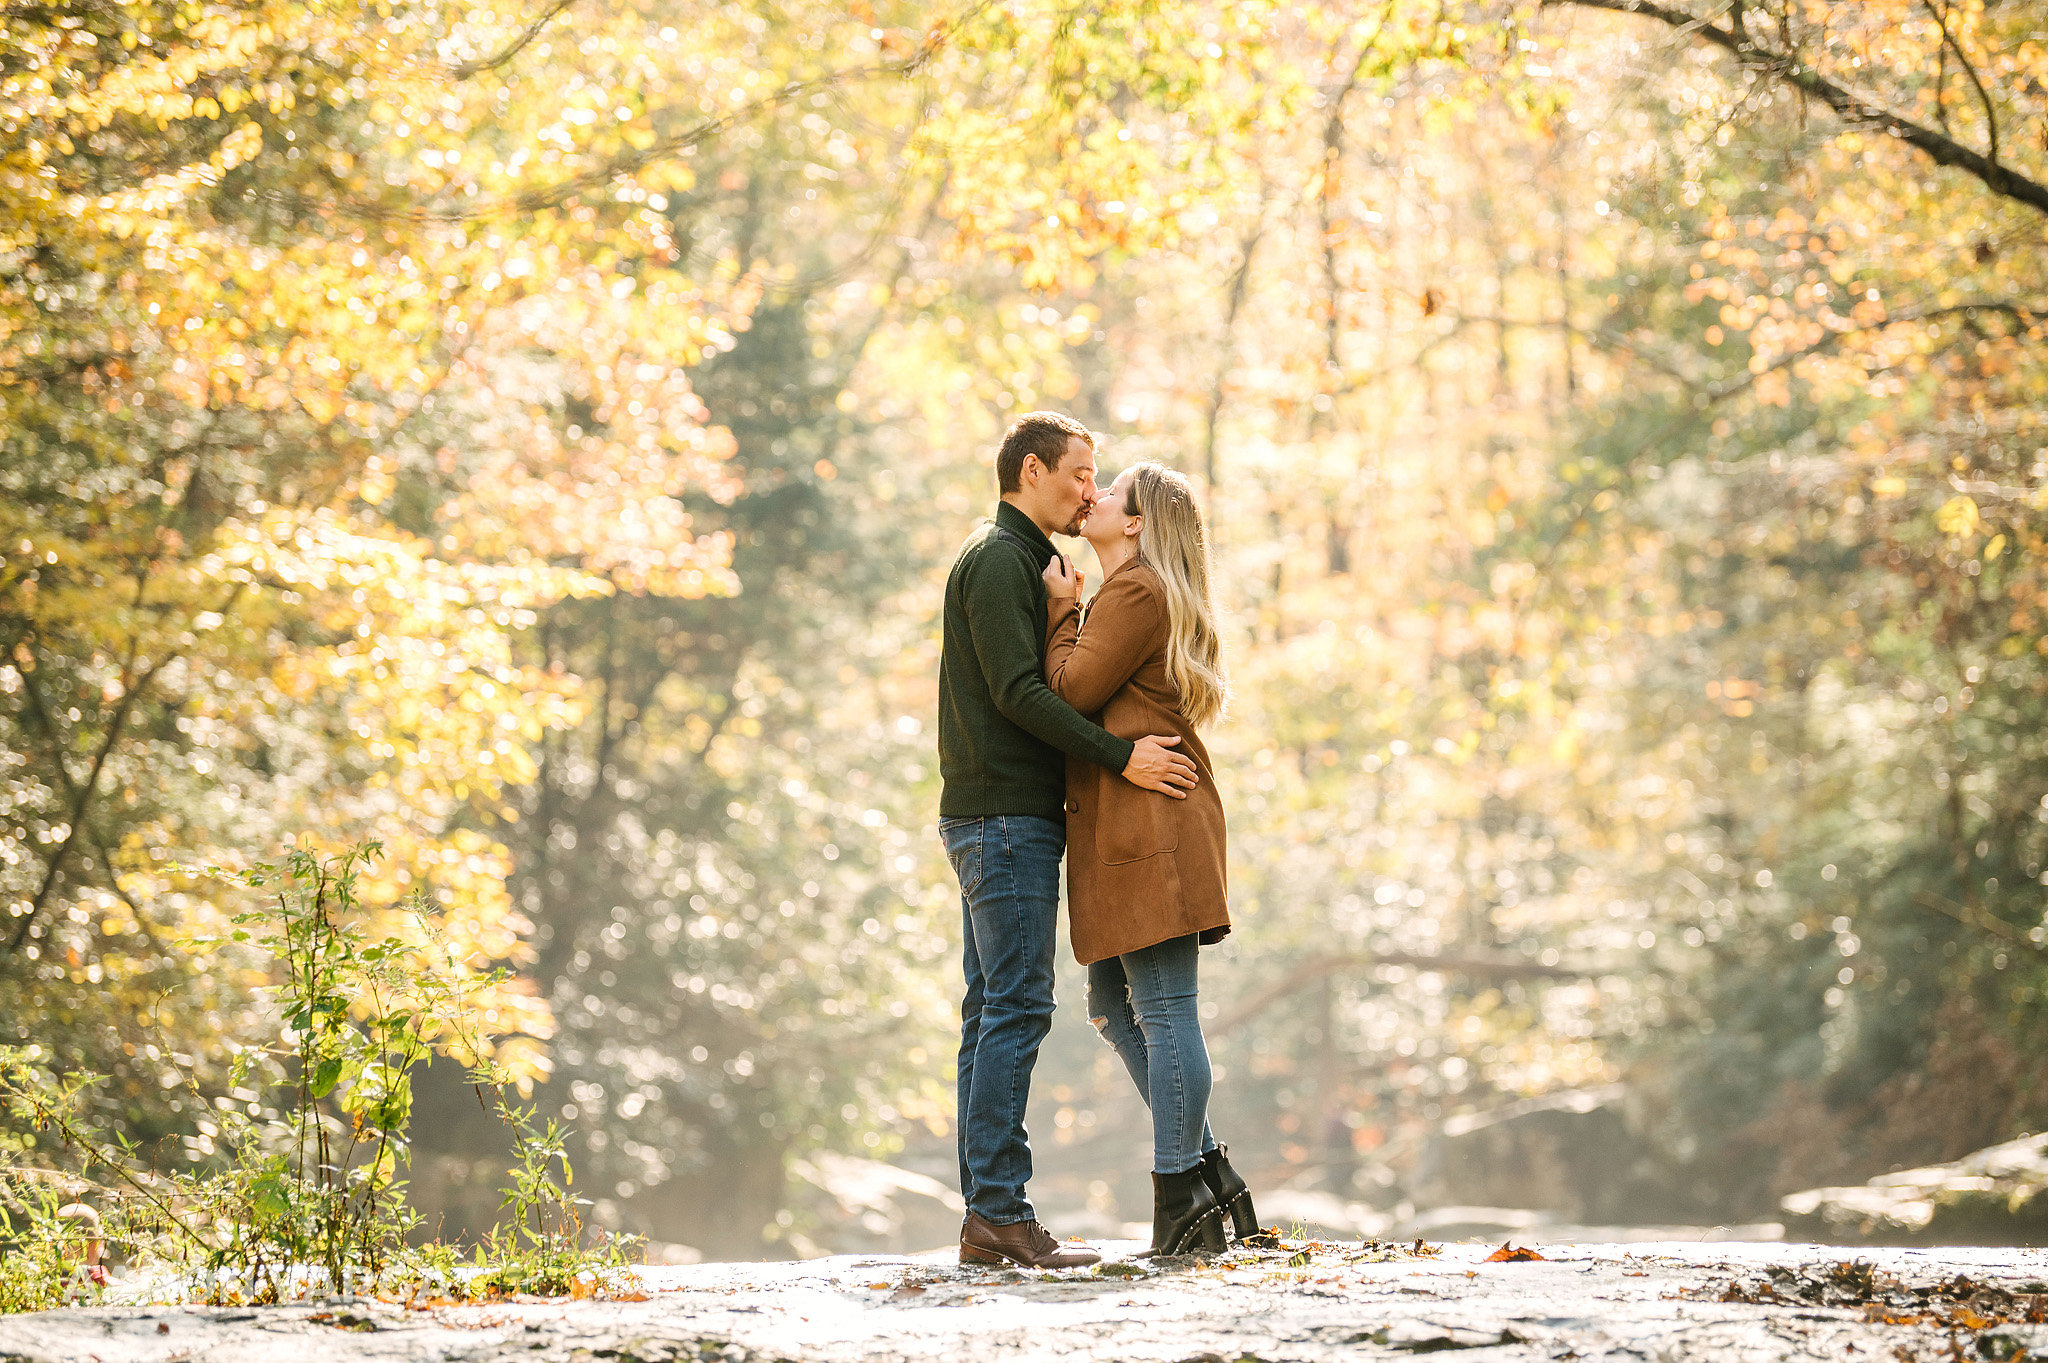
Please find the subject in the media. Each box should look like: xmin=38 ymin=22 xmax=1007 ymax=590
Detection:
xmin=472 ymin=1098 xmax=580 ymax=1295
xmin=0 ymin=1055 xmax=212 ymax=1304
xmin=0 ymin=1175 xmax=101 ymax=1313
xmin=0 ymin=843 xmax=641 ymax=1309
xmin=214 ymin=844 xmax=447 ymax=1295
xmin=465 ymin=1093 xmax=645 ymax=1298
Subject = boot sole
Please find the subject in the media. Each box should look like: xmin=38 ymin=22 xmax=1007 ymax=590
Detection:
xmin=960 ymin=1242 xmax=1099 ymax=1269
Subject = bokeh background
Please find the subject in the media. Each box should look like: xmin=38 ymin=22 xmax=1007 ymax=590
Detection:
xmin=5 ymin=0 xmax=2046 ymax=1258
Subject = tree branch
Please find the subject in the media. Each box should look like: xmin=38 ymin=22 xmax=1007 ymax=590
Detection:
xmin=3 ymin=565 xmax=211 ymax=954
xmin=2 ymin=665 xmax=160 ymax=942
xmin=1440 ymin=311 xmax=1700 ymax=389
xmin=6 ymin=643 xmax=166 ymax=953
xmin=1541 ymin=0 xmax=2048 ymax=216
xmin=1202 ymin=193 xmax=1268 ymax=493
xmin=13 ymin=660 xmax=84 ymax=801
xmin=1704 ymin=299 xmax=2048 ymax=405
xmin=445 ymin=0 xmax=576 ymax=80
xmin=1317 ymin=29 xmax=1381 ymax=389
xmin=1489 ymin=297 xmax=2044 ymax=661
xmin=1212 ymin=950 xmax=1588 ymax=1037
xmin=271 ymin=46 xmax=947 ymax=224
xmin=1922 ymin=0 xmax=1997 ymax=168
xmin=1912 ymin=889 xmax=2047 ymax=955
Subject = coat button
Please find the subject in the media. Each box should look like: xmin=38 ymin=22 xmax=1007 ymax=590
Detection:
xmin=1064 ymin=799 xmax=1079 ymax=813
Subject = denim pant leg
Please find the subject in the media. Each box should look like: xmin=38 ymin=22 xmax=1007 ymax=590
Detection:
xmin=1085 ymin=957 xmax=1151 ymax=1097
xmin=1089 ymin=937 xmax=1216 ymax=1173
xmin=943 ymin=814 xmax=1062 ymax=1225
xmin=953 ymin=872 xmax=986 ymax=1214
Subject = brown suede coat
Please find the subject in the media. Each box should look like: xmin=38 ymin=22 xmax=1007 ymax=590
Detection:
xmin=1045 ymin=557 xmax=1230 ymax=966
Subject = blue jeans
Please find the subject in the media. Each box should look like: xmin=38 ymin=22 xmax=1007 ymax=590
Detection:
xmin=942 ymin=814 xmax=1063 ymax=1225
xmin=1086 ymin=934 xmax=1217 ymax=1175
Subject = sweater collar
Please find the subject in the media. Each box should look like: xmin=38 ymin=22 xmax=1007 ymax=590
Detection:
xmin=994 ymin=500 xmax=1057 ymax=559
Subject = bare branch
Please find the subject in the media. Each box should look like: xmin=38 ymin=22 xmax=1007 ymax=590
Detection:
xmin=1705 ymin=299 xmax=2048 ymax=404
xmin=5 ymin=644 xmax=165 ymax=953
xmin=1440 ymin=311 xmax=1701 ymax=389
xmin=446 ymin=0 xmax=576 ymax=80
xmin=1541 ymin=0 xmax=2048 ymax=216
xmin=1212 ymin=951 xmax=1588 ymax=1038
xmin=1922 ymin=0 xmax=1998 ymax=167
xmin=1201 ymin=201 xmax=1267 ymax=492
xmin=1913 ymin=889 xmax=2047 ymax=955
xmin=271 ymin=24 xmax=961 ymax=224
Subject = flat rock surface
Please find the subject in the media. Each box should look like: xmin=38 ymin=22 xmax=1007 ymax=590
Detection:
xmin=4 ymin=1240 xmax=2046 ymax=1362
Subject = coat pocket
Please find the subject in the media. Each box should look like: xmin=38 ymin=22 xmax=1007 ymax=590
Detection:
xmin=1093 ymin=773 xmax=1181 ymax=865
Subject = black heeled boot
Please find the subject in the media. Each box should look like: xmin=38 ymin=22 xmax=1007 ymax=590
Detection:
xmin=1148 ymin=1166 xmax=1227 ymax=1257
xmin=1199 ymin=1144 xmax=1266 ymax=1244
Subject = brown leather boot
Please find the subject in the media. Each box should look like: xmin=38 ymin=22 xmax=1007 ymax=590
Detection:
xmin=959 ymin=1212 xmax=1102 ymax=1269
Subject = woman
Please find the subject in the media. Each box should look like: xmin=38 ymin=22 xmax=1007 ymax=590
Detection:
xmin=1040 ymin=461 xmax=1260 ymax=1257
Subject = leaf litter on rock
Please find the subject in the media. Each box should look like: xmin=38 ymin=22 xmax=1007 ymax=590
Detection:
xmin=1700 ymin=1259 xmax=2048 ymax=1359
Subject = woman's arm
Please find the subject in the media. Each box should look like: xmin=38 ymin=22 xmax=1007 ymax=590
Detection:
xmin=1045 ymin=571 xmax=1165 ymax=715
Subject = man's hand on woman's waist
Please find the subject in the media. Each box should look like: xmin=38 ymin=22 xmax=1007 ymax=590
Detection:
xmin=1123 ymin=734 xmax=1198 ymax=797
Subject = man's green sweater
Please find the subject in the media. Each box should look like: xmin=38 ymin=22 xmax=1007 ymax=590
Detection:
xmin=938 ymin=502 xmax=1135 ymax=819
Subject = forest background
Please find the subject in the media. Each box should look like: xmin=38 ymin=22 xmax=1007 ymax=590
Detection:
xmin=4 ymin=0 xmax=2046 ymax=1260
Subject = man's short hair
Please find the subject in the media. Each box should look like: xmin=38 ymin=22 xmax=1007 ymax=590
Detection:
xmin=996 ymin=411 xmax=1095 ymax=494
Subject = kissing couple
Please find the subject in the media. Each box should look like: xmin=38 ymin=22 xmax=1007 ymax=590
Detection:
xmin=935 ymin=411 xmax=1262 ymax=1268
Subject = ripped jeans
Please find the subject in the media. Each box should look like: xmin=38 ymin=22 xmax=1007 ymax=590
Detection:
xmin=1086 ymin=933 xmax=1218 ymax=1175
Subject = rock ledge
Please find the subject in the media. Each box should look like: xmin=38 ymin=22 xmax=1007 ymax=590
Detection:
xmin=3 ymin=1240 xmax=2045 ymax=1362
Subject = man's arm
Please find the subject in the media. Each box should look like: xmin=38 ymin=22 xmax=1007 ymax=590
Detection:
xmin=963 ymin=547 xmax=1135 ymax=772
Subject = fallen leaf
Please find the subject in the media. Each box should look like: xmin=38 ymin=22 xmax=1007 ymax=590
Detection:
xmin=1485 ymin=1243 xmax=1546 ymax=1262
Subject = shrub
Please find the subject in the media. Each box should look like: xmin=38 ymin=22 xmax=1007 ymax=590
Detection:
xmin=0 ymin=843 xmax=639 ymax=1310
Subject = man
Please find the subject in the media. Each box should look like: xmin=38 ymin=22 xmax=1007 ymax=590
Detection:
xmin=937 ymin=410 xmax=1200 ymax=1269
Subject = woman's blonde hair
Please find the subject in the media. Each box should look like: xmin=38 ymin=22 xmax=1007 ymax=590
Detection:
xmin=1127 ymin=462 xmax=1229 ymax=728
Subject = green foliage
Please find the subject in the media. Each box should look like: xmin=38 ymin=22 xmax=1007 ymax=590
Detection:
xmin=447 ymin=294 xmax=961 ymax=1257
xmin=5 ymin=0 xmax=2046 ymax=1254
xmin=472 ymin=1098 xmax=583 ymax=1293
xmin=179 ymin=843 xmax=490 ymax=1294
xmin=0 ymin=1177 xmax=102 ymax=1314
xmin=1442 ymin=1 xmax=2048 ymax=1206
xmin=0 ymin=844 xmax=639 ymax=1310
xmin=1 ymin=0 xmax=1294 ymax=1260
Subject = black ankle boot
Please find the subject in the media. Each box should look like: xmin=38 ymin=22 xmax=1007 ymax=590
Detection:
xmin=1148 ymin=1166 xmax=1227 ymax=1257
xmin=1198 ymin=1144 xmax=1264 ymax=1244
